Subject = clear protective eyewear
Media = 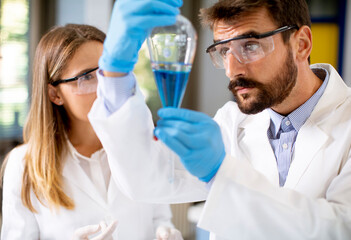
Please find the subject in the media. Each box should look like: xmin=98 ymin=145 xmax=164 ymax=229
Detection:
xmin=51 ymin=67 xmax=99 ymax=95
xmin=206 ymin=25 xmax=298 ymax=69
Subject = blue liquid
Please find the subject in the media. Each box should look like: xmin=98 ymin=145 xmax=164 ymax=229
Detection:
xmin=152 ymin=63 xmax=191 ymax=108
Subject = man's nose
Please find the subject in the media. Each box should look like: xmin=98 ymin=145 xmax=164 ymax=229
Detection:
xmin=225 ymin=53 xmax=246 ymax=79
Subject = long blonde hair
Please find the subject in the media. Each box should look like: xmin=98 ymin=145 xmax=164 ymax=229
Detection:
xmin=19 ymin=24 xmax=105 ymax=212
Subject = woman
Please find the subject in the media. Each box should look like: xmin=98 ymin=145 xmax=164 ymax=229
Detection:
xmin=1 ymin=24 xmax=182 ymax=240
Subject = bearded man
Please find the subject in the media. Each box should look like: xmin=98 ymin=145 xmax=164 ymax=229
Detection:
xmin=89 ymin=0 xmax=351 ymax=239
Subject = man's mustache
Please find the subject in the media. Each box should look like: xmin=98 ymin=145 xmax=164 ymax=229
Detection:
xmin=228 ymin=77 xmax=258 ymax=91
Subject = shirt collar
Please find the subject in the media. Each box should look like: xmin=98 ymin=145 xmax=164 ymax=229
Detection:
xmin=268 ymin=111 xmax=284 ymax=137
xmin=268 ymin=66 xmax=329 ymax=138
xmin=66 ymin=139 xmax=104 ymax=163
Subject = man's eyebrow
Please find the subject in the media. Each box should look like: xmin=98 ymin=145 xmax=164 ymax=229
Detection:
xmin=213 ymin=30 xmax=262 ymax=43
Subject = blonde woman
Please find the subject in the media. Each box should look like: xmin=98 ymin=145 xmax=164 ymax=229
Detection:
xmin=1 ymin=24 xmax=182 ymax=240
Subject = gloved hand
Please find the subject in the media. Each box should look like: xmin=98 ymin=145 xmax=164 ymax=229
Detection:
xmin=156 ymin=226 xmax=184 ymax=240
xmin=99 ymin=0 xmax=183 ymax=73
xmin=72 ymin=220 xmax=118 ymax=240
xmin=154 ymin=108 xmax=226 ymax=182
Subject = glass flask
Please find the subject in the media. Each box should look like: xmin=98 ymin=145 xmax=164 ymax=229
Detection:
xmin=147 ymin=15 xmax=197 ymax=182
xmin=147 ymin=14 xmax=197 ymax=108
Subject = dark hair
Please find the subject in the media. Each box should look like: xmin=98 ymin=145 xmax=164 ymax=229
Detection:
xmin=200 ymin=0 xmax=311 ymax=43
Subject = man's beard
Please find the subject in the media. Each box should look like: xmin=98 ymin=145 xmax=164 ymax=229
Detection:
xmin=228 ymin=47 xmax=298 ymax=114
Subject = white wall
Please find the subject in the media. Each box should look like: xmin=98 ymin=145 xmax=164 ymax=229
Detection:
xmin=343 ymin=2 xmax=351 ymax=86
xmin=55 ymin=0 xmax=112 ymax=33
xmin=194 ymin=0 xmax=233 ymax=117
xmin=195 ymin=24 xmax=233 ymax=117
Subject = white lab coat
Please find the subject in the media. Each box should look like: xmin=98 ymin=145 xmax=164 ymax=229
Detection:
xmin=89 ymin=64 xmax=351 ymax=239
xmin=1 ymin=144 xmax=173 ymax=239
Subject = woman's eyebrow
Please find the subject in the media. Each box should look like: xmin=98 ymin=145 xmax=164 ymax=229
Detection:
xmin=72 ymin=67 xmax=97 ymax=77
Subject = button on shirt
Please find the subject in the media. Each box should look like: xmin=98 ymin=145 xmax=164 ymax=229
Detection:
xmin=267 ymin=67 xmax=329 ymax=186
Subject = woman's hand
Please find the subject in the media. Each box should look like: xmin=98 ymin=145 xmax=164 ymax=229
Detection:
xmin=72 ymin=220 xmax=118 ymax=240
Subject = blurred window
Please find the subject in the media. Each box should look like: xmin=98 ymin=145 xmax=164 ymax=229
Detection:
xmin=0 ymin=0 xmax=29 ymax=140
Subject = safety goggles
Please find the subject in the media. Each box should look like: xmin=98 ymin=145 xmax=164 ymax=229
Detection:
xmin=51 ymin=67 xmax=98 ymax=95
xmin=206 ymin=25 xmax=298 ymax=69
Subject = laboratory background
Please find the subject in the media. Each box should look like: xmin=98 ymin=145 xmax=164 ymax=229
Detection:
xmin=0 ymin=0 xmax=350 ymax=239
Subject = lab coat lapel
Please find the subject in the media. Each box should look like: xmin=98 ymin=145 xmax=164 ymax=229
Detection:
xmin=107 ymin=177 xmax=118 ymax=204
xmin=62 ymin=154 xmax=107 ymax=208
xmin=284 ymin=64 xmax=345 ymax=188
xmin=239 ymin=111 xmax=279 ymax=186
xmin=284 ymin=120 xmax=328 ymax=188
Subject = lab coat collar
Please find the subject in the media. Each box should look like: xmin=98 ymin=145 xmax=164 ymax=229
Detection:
xmin=284 ymin=64 xmax=345 ymax=188
xmin=62 ymin=142 xmax=117 ymax=208
xmin=238 ymin=64 xmax=344 ymax=188
xmin=62 ymin=150 xmax=107 ymax=208
xmin=240 ymin=107 xmax=328 ymax=189
xmin=308 ymin=64 xmax=349 ymax=122
xmin=238 ymin=110 xmax=280 ymax=186
xmin=284 ymin=119 xmax=328 ymax=188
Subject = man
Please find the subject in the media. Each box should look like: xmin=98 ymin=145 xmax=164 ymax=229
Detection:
xmin=89 ymin=0 xmax=351 ymax=239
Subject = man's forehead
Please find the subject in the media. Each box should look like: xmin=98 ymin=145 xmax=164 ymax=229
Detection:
xmin=212 ymin=8 xmax=276 ymax=41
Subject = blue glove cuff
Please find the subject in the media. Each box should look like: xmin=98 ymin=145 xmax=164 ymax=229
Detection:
xmin=99 ymin=54 xmax=137 ymax=73
xmin=198 ymin=150 xmax=226 ymax=182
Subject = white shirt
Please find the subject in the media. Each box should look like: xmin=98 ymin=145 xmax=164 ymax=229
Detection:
xmin=67 ymin=141 xmax=110 ymax=201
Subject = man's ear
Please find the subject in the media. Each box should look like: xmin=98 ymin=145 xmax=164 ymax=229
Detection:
xmin=293 ymin=25 xmax=312 ymax=63
xmin=48 ymin=84 xmax=64 ymax=106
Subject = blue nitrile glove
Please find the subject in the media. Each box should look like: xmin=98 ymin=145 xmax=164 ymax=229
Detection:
xmin=154 ymin=108 xmax=226 ymax=182
xmin=99 ymin=0 xmax=183 ymax=73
